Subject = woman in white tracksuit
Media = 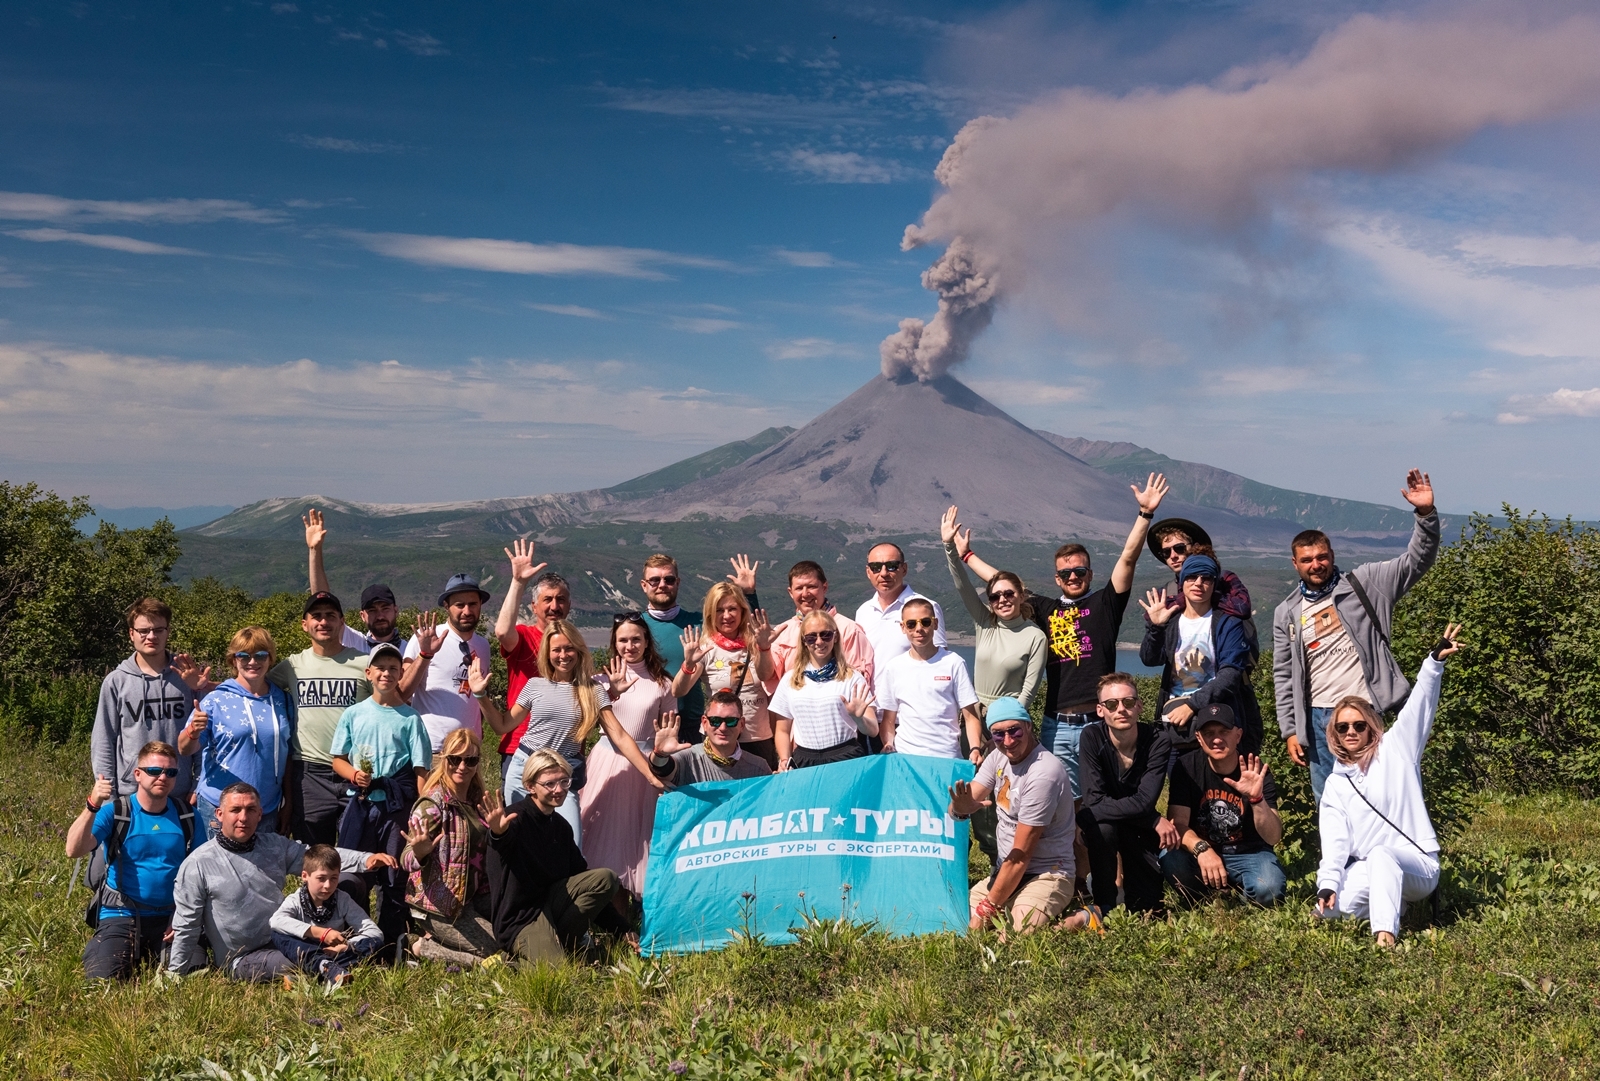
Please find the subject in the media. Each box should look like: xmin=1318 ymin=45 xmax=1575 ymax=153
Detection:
xmin=1314 ymin=623 xmax=1461 ymax=946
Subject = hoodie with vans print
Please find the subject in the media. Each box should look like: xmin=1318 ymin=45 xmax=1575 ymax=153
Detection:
xmin=194 ymin=678 xmax=294 ymax=814
xmin=91 ymin=654 xmax=199 ymax=798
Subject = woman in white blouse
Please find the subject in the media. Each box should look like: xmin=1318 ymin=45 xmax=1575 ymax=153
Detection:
xmin=769 ymin=611 xmax=878 ymax=771
xmin=1315 ymin=622 xmax=1461 ymax=946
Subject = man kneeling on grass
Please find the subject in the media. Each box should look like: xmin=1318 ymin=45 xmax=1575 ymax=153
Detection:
xmin=269 ymin=844 xmax=383 ymax=986
xmin=949 ymin=697 xmax=1102 ymax=935
xmin=1160 ymin=703 xmax=1287 ymax=906
xmin=486 ymin=750 xmax=629 ymax=964
xmin=168 ymin=782 xmax=395 ymax=981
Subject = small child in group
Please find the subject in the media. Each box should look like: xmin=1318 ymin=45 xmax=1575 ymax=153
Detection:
xmin=270 ymin=844 xmax=383 ymax=986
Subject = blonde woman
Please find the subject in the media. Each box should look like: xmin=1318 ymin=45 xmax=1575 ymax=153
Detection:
xmin=1315 ymin=624 xmax=1461 ymax=947
xmin=675 ymin=582 xmax=777 ymax=769
xmin=400 ymin=728 xmax=503 ymax=968
xmin=479 ymin=619 xmax=662 ymax=843
xmin=769 ymin=611 xmax=877 ymax=771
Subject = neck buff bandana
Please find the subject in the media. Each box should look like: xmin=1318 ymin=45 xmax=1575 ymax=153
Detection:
xmin=1299 ymin=566 xmax=1343 ymax=603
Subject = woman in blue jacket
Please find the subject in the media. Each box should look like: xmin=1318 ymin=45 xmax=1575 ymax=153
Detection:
xmin=1138 ymin=554 xmax=1259 ymax=755
xmin=178 ymin=626 xmax=294 ymax=839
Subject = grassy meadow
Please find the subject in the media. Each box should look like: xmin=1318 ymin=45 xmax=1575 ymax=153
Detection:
xmin=1 ymin=729 xmax=1599 ymax=1080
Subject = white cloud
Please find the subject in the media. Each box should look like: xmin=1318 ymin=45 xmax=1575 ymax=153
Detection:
xmin=0 ymin=191 xmax=283 ymax=224
xmin=392 ymin=31 xmax=448 ymax=56
xmin=1456 ymin=233 xmax=1600 ymax=269
xmin=349 ymin=231 xmax=731 ymax=279
xmin=1498 ymin=387 xmax=1600 ymax=424
xmin=524 ymin=303 xmax=607 ymax=319
xmin=780 ymin=149 xmax=912 ymax=184
xmin=0 ymin=342 xmax=787 ymax=500
xmin=764 ymin=337 xmax=852 ymax=360
xmin=667 ymin=316 xmax=741 ymax=334
xmin=288 ymin=134 xmax=405 ymax=154
xmin=965 ymin=378 xmax=1091 ymax=405
xmin=1331 ymin=218 xmax=1600 ymax=359
xmin=772 ymin=249 xmax=838 ymax=268
xmin=5 ymin=228 xmax=202 ymax=256
xmin=601 ymin=87 xmax=871 ymax=127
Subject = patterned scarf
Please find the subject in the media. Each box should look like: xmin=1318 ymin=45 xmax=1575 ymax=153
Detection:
xmin=711 ymin=630 xmax=747 ymax=653
xmin=217 ymin=831 xmax=257 ymax=854
xmin=297 ymin=883 xmax=339 ymax=927
xmin=1299 ymin=566 xmax=1342 ymax=603
xmin=803 ymin=658 xmax=839 ymax=683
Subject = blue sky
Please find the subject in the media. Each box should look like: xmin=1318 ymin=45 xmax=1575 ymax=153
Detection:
xmin=2 ymin=1 xmax=1599 ymax=518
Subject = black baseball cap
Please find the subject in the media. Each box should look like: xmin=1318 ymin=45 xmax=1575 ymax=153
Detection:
xmin=360 ymin=584 xmax=397 ymax=610
xmin=303 ymin=590 xmax=343 ymax=616
xmin=1195 ymin=702 xmax=1239 ymax=730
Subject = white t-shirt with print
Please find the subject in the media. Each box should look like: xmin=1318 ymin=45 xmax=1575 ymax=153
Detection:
xmin=876 ymin=648 xmax=977 ymax=759
xmin=1171 ymin=613 xmax=1215 ymax=700
xmin=1300 ymin=596 xmax=1371 ymax=707
xmin=403 ymin=625 xmax=490 ymax=752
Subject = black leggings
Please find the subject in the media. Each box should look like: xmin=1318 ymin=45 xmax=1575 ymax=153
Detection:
xmin=790 ymin=737 xmax=866 ymax=769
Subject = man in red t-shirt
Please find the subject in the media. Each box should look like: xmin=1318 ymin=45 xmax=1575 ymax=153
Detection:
xmin=492 ymin=539 xmax=571 ymax=769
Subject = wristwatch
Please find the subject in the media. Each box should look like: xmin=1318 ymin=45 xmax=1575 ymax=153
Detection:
xmin=1192 ymin=840 xmax=1211 ymax=855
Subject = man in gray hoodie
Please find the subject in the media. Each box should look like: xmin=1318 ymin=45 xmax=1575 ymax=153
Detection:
xmin=168 ymin=782 xmax=394 ymax=982
xmin=90 ymin=597 xmax=213 ymax=799
xmin=1272 ymin=469 xmax=1440 ymax=803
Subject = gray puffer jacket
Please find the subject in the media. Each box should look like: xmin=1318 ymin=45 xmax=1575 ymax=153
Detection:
xmin=1271 ymin=511 xmax=1440 ymax=744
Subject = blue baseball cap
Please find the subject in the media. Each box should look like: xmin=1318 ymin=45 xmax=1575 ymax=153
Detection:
xmin=983 ymin=696 xmax=1032 ymax=730
xmin=1179 ymin=554 xmax=1221 ymax=582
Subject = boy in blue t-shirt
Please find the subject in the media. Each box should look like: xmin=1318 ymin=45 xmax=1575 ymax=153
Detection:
xmin=329 ymin=642 xmax=431 ymax=941
xmin=65 ymin=740 xmax=197 ymax=979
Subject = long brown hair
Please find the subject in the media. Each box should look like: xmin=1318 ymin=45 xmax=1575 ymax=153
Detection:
xmin=538 ymin=619 xmax=605 ymax=745
xmin=788 ymin=611 xmax=854 ymax=689
xmin=610 ymin=613 xmax=669 ymax=683
xmin=423 ymin=727 xmax=486 ymax=805
xmin=1327 ymin=696 xmax=1385 ymax=772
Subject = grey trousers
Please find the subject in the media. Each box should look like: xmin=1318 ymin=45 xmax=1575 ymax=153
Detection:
xmin=411 ymin=894 xmax=499 ymax=967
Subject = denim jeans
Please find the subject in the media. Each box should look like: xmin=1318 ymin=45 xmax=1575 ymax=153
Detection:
xmin=1307 ymin=707 xmax=1335 ymax=804
xmin=271 ymin=931 xmax=380 ymax=982
xmin=1160 ymin=846 xmax=1287 ymax=906
xmin=1039 ymin=713 xmax=1093 ymax=799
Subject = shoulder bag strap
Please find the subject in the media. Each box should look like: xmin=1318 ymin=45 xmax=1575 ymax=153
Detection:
xmin=1341 ymin=774 xmax=1429 ymax=858
xmin=1344 ymin=571 xmax=1390 ymax=653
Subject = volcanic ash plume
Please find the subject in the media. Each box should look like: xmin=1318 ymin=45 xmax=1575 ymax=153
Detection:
xmin=880 ymin=13 xmax=1600 ymax=382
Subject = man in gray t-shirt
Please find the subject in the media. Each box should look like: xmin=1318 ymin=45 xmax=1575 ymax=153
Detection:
xmin=949 ymin=697 xmax=1099 ymax=935
xmin=650 ymin=690 xmax=772 ymax=787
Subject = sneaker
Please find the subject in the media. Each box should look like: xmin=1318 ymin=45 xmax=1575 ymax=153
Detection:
xmin=479 ymin=953 xmax=508 ymax=970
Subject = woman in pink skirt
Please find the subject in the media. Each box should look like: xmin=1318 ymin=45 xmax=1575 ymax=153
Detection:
xmin=580 ymin=612 xmax=675 ymax=898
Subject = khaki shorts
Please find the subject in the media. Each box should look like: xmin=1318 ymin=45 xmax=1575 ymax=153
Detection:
xmin=970 ymin=872 xmax=1074 ymax=931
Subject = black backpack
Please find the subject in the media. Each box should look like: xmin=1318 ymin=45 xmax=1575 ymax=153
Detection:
xmin=83 ymin=796 xmax=195 ymax=929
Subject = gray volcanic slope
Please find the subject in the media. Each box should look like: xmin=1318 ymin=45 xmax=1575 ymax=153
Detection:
xmin=612 ymin=373 xmax=1299 ymax=547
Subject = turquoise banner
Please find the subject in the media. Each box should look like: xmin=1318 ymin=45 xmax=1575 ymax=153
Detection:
xmin=640 ymin=753 xmax=974 ymax=954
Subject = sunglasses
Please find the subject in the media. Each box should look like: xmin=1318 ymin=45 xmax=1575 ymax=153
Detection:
xmin=137 ymin=765 xmax=180 ymax=778
xmin=445 ymin=754 xmax=481 ymax=769
xmin=232 ymin=650 xmax=271 ymax=662
xmin=1334 ymin=721 xmax=1370 ymax=735
xmin=705 ymin=715 xmax=741 ymax=728
xmin=988 ymin=589 xmax=1018 ymax=603
xmin=535 ymin=776 xmax=573 ymax=791
xmin=801 ymin=631 xmax=836 ymax=645
xmin=1160 ymin=543 xmax=1190 ymax=559
xmin=866 ymin=560 xmax=904 ymax=573
xmin=902 ymin=617 xmax=936 ymax=629
xmin=643 ymin=576 xmax=678 ymax=587
xmin=1056 ymin=567 xmax=1090 ymax=581
xmin=613 ymin=611 xmax=647 ymax=626
xmin=1099 ymin=696 xmax=1139 ymax=712
xmin=990 ymin=725 xmax=1029 ymax=743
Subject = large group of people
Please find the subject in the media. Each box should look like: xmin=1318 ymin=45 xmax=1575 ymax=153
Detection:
xmin=72 ymin=467 xmax=1458 ymax=982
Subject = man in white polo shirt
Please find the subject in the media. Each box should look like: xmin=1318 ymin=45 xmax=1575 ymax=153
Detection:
xmin=854 ymin=542 xmax=947 ymax=665
xmin=401 ymin=573 xmax=492 ymax=752
xmin=876 ymin=598 xmax=982 ymax=763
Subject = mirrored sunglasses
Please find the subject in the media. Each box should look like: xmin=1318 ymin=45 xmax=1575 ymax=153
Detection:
xmin=866 ymin=560 xmax=904 ymax=573
xmin=137 ymin=766 xmax=180 ymax=778
xmin=801 ymin=631 xmax=836 ymax=645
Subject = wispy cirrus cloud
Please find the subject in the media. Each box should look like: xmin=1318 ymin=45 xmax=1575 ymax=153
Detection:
xmin=1498 ymin=387 xmax=1600 ymax=424
xmin=1456 ymin=233 xmax=1600 ymax=269
xmin=764 ymin=337 xmax=855 ymax=360
xmin=524 ymin=302 xmax=608 ymax=319
xmin=288 ymin=134 xmax=406 ymax=154
xmin=5 ymin=228 xmax=203 ymax=256
xmin=667 ymin=316 xmax=741 ymax=334
xmin=348 ymin=231 xmax=732 ymax=279
xmin=601 ymin=86 xmax=872 ymax=127
xmin=771 ymin=249 xmax=840 ymax=268
xmin=0 ymin=191 xmax=283 ymax=224
xmin=779 ymin=148 xmax=913 ymax=184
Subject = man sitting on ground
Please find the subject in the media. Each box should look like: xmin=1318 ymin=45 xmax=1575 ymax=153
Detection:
xmin=168 ymin=782 xmax=394 ymax=981
xmin=66 ymin=741 xmax=197 ymax=980
xmin=649 ymin=689 xmax=772 ymax=786
xmin=1076 ymin=673 xmax=1176 ymax=916
xmin=485 ymin=750 xmax=626 ymax=964
xmin=1160 ymin=703 xmax=1287 ymax=906
xmin=269 ymin=843 xmax=383 ymax=986
xmin=875 ymin=599 xmax=982 ymax=764
xmin=948 ymin=698 xmax=1100 ymax=935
